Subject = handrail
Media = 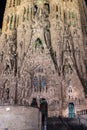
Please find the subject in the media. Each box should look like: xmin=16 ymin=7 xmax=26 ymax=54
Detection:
xmin=79 ymin=115 xmax=87 ymax=122
xmin=77 ymin=109 xmax=87 ymax=115
xmin=77 ymin=115 xmax=87 ymax=129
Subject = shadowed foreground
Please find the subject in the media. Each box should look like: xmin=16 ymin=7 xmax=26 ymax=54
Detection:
xmin=47 ymin=116 xmax=87 ymax=130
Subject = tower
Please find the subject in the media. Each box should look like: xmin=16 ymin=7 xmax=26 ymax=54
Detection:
xmin=0 ymin=0 xmax=87 ymax=118
xmin=78 ymin=0 xmax=87 ymax=74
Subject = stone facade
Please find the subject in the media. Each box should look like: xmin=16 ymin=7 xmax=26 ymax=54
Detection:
xmin=78 ymin=0 xmax=87 ymax=72
xmin=0 ymin=0 xmax=87 ymax=117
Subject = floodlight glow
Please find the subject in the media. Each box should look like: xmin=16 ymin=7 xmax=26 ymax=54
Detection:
xmin=6 ymin=107 xmax=10 ymax=111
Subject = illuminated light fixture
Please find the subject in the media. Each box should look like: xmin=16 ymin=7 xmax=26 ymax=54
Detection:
xmin=6 ymin=107 xmax=10 ymax=111
xmin=38 ymin=0 xmax=43 ymax=4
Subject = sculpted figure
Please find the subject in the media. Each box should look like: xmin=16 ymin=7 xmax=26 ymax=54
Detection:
xmin=4 ymin=59 xmax=11 ymax=74
xmin=10 ymin=96 xmax=14 ymax=105
xmin=2 ymin=88 xmax=10 ymax=104
xmin=0 ymin=51 xmax=3 ymax=62
xmin=8 ymin=30 xmax=17 ymax=73
xmin=64 ymin=59 xmax=73 ymax=74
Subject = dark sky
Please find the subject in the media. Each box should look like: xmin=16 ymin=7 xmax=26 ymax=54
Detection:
xmin=0 ymin=0 xmax=87 ymax=28
xmin=85 ymin=0 xmax=87 ymax=5
xmin=0 ymin=0 xmax=6 ymax=28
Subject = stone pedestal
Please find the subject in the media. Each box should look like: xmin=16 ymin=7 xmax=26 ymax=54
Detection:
xmin=0 ymin=106 xmax=41 ymax=130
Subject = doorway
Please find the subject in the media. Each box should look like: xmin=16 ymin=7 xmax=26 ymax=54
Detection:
xmin=31 ymin=98 xmax=38 ymax=108
xmin=68 ymin=103 xmax=75 ymax=118
xmin=40 ymin=98 xmax=48 ymax=130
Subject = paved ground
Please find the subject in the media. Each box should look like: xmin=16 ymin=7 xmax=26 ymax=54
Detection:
xmin=47 ymin=116 xmax=87 ymax=130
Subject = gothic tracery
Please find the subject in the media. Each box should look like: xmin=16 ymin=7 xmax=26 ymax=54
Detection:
xmin=0 ymin=0 xmax=87 ymax=117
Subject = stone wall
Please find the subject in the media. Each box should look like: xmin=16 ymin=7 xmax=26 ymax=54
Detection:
xmin=0 ymin=106 xmax=41 ymax=130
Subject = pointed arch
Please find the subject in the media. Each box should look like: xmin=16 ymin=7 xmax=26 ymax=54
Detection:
xmin=27 ymin=6 xmax=30 ymax=20
xmin=44 ymin=2 xmax=50 ymax=14
xmin=14 ymin=14 xmax=17 ymax=28
xmin=17 ymin=0 xmax=21 ymax=5
xmin=31 ymin=98 xmax=38 ymax=108
xmin=34 ymin=38 xmax=43 ymax=48
xmin=56 ymin=5 xmax=58 ymax=12
xmin=9 ymin=0 xmax=12 ymax=7
xmin=5 ymin=16 xmax=10 ymax=31
xmin=23 ymin=7 xmax=26 ymax=22
xmin=34 ymin=38 xmax=44 ymax=53
xmin=13 ymin=0 xmax=16 ymax=7
xmin=10 ymin=15 xmax=13 ymax=29
xmin=64 ymin=10 xmax=67 ymax=24
xmin=33 ymin=75 xmax=38 ymax=92
xmin=17 ymin=15 xmax=19 ymax=27
xmin=68 ymin=102 xmax=75 ymax=118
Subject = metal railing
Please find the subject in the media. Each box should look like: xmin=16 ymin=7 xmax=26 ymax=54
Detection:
xmin=77 ymin=109 xmax=87 ymax=116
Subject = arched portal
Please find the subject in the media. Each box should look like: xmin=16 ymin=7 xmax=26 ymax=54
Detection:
xmin=40 ymin=98 xmax=48 ymax=130
xmin=68 ymin=103 xmax=75 ymax=118
xmin=31 ymin=98 xmax=38 ymax=108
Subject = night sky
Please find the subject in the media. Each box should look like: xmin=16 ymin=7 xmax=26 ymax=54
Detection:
xmin=85 ymin=0 xmax=87 ymax=5
xmin=0 ymin=0 xmax=6 ymax=28
xmin=0 ymin=0 xmax=87 ymax=28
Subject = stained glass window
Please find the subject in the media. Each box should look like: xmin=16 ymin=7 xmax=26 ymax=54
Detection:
xmin=56 ymin=6 xmax=58 ymax=12
xmin=72 ymin=12 xmax=75 ymax=18
xmin=10 ymin=15 xmax=13 ymax=29
xmin=44 ymin=3 xmax=50 ymax=14
xmin=33 ymin=76 xmax=38 ymax=92
xmin=34 ymin=38 xmax=42 ymax=49
xmin=34 ymin=38 xmax=44 ymax=53
xmin=41 ymin=76 xmax=46 ymax=89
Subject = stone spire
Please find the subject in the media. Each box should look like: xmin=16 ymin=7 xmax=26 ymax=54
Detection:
xmin=2 ymin=0 xmax=22 ymax=33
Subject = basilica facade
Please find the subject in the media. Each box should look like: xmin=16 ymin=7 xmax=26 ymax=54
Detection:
xmin=0 ymin=0 xmax=87 ymax=118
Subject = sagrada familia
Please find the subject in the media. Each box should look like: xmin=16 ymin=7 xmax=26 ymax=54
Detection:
xmin=0 ymin=0 xmax=87 ymax=118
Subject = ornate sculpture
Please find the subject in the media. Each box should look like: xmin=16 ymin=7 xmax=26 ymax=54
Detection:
xmin=8 ymin=30 xmax=17 ymax=74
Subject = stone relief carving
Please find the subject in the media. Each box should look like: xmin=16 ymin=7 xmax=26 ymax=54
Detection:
xmin=6 ymin=30 xmax=17 ymax=74
xmin=32 ymin=2 xmax=50 ymax=29
xmin=63 ymin=58 xmax=73 ymax=75
xmin=0 ymin=80 xmax=10 ymax=104
xmin=4 ymin=59 xmax=11 ymax=74
xmin=49 ymin=100 xmax=59 ymax=111
xmin=0 ymin=51 xmax=3 ymax=62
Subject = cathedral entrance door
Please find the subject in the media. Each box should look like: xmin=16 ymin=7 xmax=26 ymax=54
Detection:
xmin=40 ymin=98 xmax=48 ymax=130
xmin=68 ymin=103 xmax=75 ymax=118
xmin=31 ymin=98 xmax=38 ymax=108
